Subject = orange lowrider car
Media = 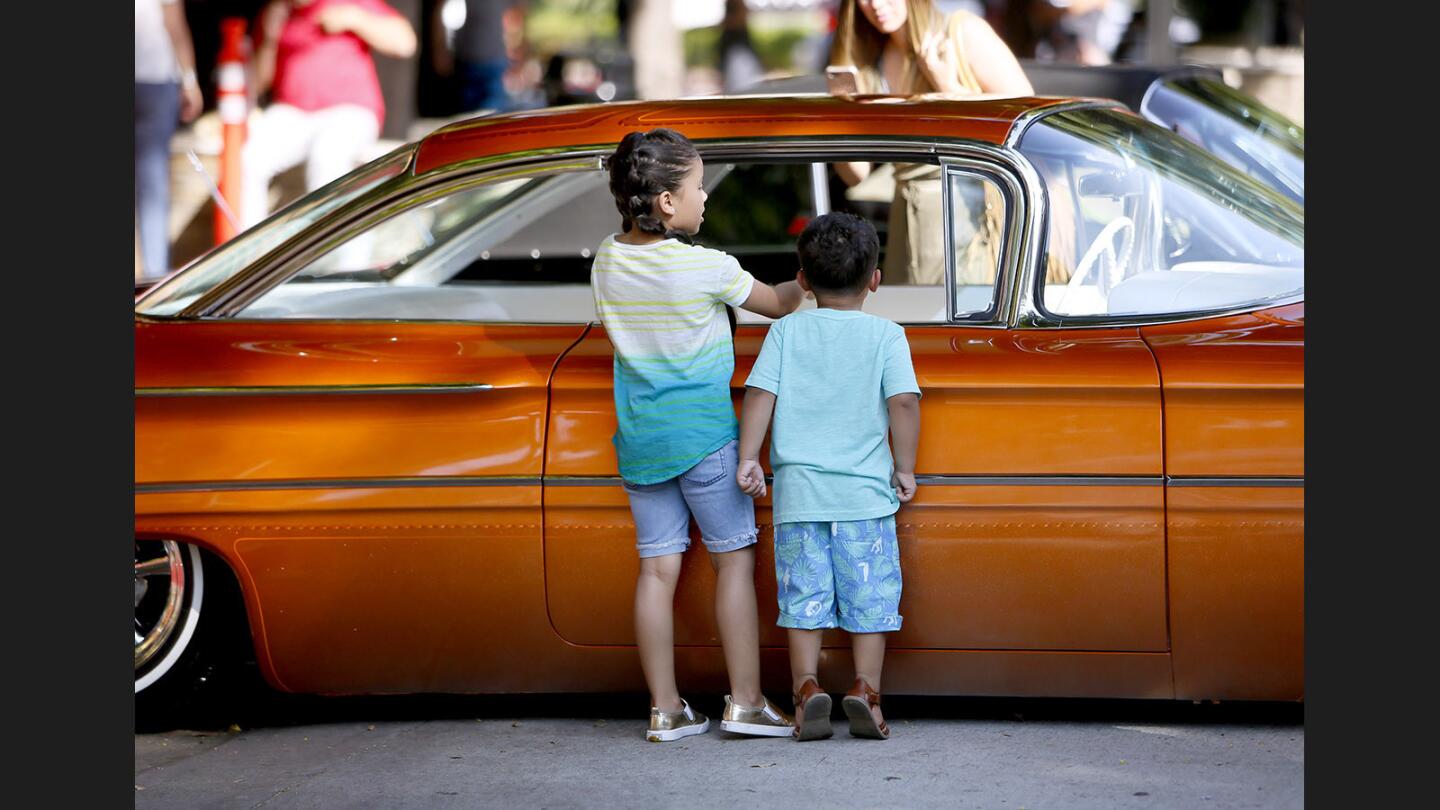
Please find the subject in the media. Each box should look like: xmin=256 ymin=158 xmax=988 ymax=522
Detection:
xmin=135 ymin=95 xmax=1303 ymax=707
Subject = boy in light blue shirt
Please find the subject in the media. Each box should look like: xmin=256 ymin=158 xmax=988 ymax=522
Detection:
xmin=737 ymin=212 xmax=921 ymax=742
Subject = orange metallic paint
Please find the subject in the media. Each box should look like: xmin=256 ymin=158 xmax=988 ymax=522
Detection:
xmin=1165 ymin=486 xmax=1303 ymax=700
xmin=544 ymin=324 xmax=1168 ymax=653
xmin=136 ymin=320 xmax=588 ymax=483
xmin=1142 ymin=304 xmax=1304 ymax=700
xmin=1140 ymin=303 xmax=1304 ymax=478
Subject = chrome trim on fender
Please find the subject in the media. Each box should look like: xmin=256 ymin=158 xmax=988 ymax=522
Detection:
xmin=137 ymin=476 xmax=540 ymax=493
xmin=136 ymin=383 xmax=494 ymax=398
xmin=1166 ymin=477 xmax=1304 ymax=488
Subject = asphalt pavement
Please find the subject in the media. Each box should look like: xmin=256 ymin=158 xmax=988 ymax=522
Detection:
xmin=135 ymin=693 xmax=1302 ymax=809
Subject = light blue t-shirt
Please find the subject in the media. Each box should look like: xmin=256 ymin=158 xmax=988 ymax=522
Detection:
xmin=745 ymin=308 xmax=921 ymax=524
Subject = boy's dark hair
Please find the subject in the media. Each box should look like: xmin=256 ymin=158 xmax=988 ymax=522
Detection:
xmin=796 ymin=212 xmax=880 ymax=291
xmin=606 ymin=128 xmax=700 ymax=235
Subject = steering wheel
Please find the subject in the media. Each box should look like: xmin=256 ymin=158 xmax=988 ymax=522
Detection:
xmin=1059 ymin=216 xmax=1135 ymax=311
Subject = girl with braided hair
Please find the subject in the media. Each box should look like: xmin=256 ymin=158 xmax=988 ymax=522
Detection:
xmin=593 ymin=128 xmax=804 ymax=742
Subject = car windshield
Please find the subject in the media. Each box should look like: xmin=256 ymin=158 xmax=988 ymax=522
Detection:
xmin=136 ymin=144 xmax=416 ymax=317
xmin=1020 ymin=107 xmax=1303 ymax=319
xmin=1141 ymin=76 xmax=1304 ymax=203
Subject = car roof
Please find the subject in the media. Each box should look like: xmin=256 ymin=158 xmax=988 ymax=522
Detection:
xmin=412 ymin=94 xmax=1085 ymax=175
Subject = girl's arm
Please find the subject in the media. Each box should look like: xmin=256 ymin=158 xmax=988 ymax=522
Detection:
xmin=887 ymin=392 xmax=920 ymax=502
xmin=737 ymin=387 xmax=777 ymax=498
xmin=739 ymin=279 xmax=804 ymax=319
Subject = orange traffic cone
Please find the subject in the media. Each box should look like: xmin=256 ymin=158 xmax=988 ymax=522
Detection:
xmin=214 ymin=18 xmax=248 ymax=245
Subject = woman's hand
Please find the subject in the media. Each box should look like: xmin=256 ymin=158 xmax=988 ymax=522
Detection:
xmin=917 ymin=29 xmax=963 ymax=94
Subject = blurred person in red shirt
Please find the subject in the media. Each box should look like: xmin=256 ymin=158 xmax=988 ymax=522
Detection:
xmin=135 ymin=0 xmax=203 ymax=281
xmin=242 ymin=0 xmax=416 ymax=228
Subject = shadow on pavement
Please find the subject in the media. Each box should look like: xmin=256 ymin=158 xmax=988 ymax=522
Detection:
xmin=138 ymin=665 xmax=1302 ymax=734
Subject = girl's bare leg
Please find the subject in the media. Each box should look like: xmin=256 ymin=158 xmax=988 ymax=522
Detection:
xmin=636 ymin=553 xmax=684 ymax=712
xmin=710 ymin=546 xmax=764 ymax=707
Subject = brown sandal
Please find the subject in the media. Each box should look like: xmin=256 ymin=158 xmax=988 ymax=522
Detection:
xmin=842 ymin=677 xmax=890 ymax=740
xmin=792 ymin=678 xmax=833 ymax=741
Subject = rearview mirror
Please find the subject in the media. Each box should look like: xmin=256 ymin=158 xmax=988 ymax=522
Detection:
xmin=1078 ymin=170 xmax=1141 ymax=199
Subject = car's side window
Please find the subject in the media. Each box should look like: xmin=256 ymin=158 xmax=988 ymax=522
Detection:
xmin=232 ymin=155 xmax=1019 ymax=326
xmin=949 ymin=170 xmax=1007 ymax=320
xmin=236 ymin=171 xmax=613 ymax=322
xmin=1021 ymin=109 xmax=1303 ymax=320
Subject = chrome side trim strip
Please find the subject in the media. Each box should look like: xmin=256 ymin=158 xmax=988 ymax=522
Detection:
xmin=136 ymin=474 xmax=1301 ymax=494
xmin=136 ymin=383 xmax=494 ymax=398
xmin=916 ymin=475 xmax=1162 ymax=486
xmin=543 ymin=477 xmax=625 ymax=487
xmin=137 ymin=476 xmax=540 ymax=493
xmin=1166 ymin=477 xmax=1304 ymax=488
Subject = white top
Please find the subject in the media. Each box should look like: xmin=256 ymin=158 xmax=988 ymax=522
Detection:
xmin=135 ymin=0 xmax=180 ymax=84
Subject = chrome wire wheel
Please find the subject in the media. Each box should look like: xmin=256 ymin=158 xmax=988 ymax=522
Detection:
xmin=134 ymin=539 xmax=204 ymax=693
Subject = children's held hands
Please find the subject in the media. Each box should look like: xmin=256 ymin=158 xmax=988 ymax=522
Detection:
xmin=891 ymin=471 xmax=917 ymax=503
xmin=737 ymin=458 xmax=767 ymax=499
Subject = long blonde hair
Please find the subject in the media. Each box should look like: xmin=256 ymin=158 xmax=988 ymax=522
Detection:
xmin=831 ymin=0 xmax=971 ymax=94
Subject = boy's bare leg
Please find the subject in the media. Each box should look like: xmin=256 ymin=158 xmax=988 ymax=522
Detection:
xmin=711 ymin=546 xmax=764 ymax=707
xmin=852 ymin=632 xmax=888 ymax=726
xmin=787 ymin=628 xmax=824 ymax=695
xmin=636 ymin=553 xmax=684 ymax=712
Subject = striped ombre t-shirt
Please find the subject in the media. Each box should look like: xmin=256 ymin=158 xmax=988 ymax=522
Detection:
xmin=592 ymin=234 xmax=757 ymax=484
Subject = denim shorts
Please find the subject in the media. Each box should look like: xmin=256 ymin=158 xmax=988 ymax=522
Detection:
xmin=622 ymin=439 xmax=759 ymax=559
xmin=774 ymin=516 xmax=903 ymax=633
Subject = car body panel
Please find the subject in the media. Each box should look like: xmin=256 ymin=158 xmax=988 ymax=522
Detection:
xmin=136 ymin=320 xmax=588 ymax=483
xmin=1141 ymin=302 xmax=1304 ymax=701
xmin=544 ymin=324 xmax=1168 ymax=653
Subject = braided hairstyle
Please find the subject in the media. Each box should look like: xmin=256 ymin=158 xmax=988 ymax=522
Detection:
xmin=607 ymin=128 xmax=701 ymax=237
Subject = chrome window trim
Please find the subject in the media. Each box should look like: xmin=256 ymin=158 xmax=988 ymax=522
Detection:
xmin=1136 ymin=66 xmax=1223 ymax=122
xmin=135 ymin=383 xmax=494 ymax=398
xmin=1004 ymin=99 xmax=1125 ymax=149
xmin=192 ymin=155 xmax=607 ymax=318
xmin=938 ymin=153 xmax=1038 ymax=327
xmin=180 ymin=135 xmax=1043 ymax=327
xmin=139 ymin=143 xmax=419 ymax=317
